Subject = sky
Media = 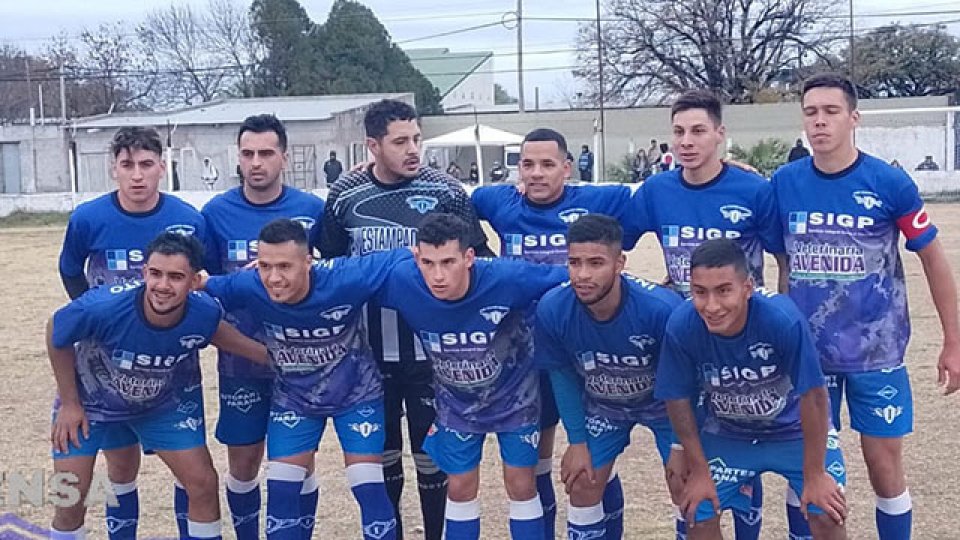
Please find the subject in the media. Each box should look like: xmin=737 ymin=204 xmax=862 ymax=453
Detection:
xmin=1 ymin=0 xmax=957 ymax=107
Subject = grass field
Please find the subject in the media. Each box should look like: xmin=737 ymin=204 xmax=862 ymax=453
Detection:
xmin=1 ymin=205 xmax=958 ymax=538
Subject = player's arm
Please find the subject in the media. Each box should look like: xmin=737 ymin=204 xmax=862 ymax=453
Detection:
xmin=210 ymin=321 xmax=270 ymax=365
xmin=318 ymin=183 xmax=350 ymax=258
xmin=774 ymin=253 xmax=789 ymax=293
xmin=664 ymin=398 xmax=717 ymax=523
xmin=46 ymin=317 xmax=88 ymax=454
xmin=914 ymin=239 xmax=960 ymax=394
xmin=449 ymin=182 xmax=495 ymax=257
xmin=58 ymin=217 xmax=91 ymax=299
xmin=798 ymin=385 xmax=846 ymax=523
xmin=549 ymin=368 xmax=595 ymax=493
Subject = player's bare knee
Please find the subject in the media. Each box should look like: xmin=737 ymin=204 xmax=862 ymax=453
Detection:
xmin=502 ymin=470 xmax=536 ymax=501
xmin=227 ymin=443 xmax=264 ymax=481
xmin=103 ymin=447 xmax=140 ymax=482
xmin=446 ymin=471 xmax=480 ymax=502
xmin=568 ymin=477 xmax=604 ymax=507
xmin=182 ymin=466 xmax=220 ymax=503
xmin=809 ymin=513 xmax=848 ymax=540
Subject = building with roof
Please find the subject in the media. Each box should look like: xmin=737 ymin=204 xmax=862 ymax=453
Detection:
xmin=406 ymin=48 xmax=494 ymax=112
xmin=69 ymin=93 xmax=413 ymax=192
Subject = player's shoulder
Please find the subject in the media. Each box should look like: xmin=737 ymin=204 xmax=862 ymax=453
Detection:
xmin=569 ymin=182 xmax=631 ymax=203
xmin=329 ymin=169 xmax=374 ymax=197
xmin=724 ymin=163 xmax=770 ymax=186
xmin=771 ymin=156 xmax=815 ymax=184
xmin=202 ymin=186 xmax=243 ymax=213
xmin=640 ymin=169 xmax=683 ymax=191
xmin=538 ymin=280 xmax=576 ymax=309
xmin=664 ymin=298 xmax=701 ymax=333
xmin=624 ymin=274 xmax=683 ymax=310
xmin=750 ymin=288 xmax=803 ymax=326
xmin=186 ymin=289 xmax=223 ymax=317
xmin=411 ymin=168 xmax=467 ymax=195
xmin=70 ymin=192 xmax=119 ymax=222
xmin=856 ymin=152 xmax=915 ymax=189
xmin=75 ymin=282 xmax=140 ymax=312
xmin=472 ymin=183 xmax=518 ymax=203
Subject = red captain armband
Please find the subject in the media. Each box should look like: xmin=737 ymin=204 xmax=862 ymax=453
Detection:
xmin=896 ymin=207 xmax=933 ymax=240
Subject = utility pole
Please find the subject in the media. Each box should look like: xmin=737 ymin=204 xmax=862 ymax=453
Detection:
xmin=60 ymin=64 xmax=68 ymax=123
xmin=848 ymin=0 xmax=855 ymax=82
xmin=517 ymin=0 xmax=525 ymax=112
xmin=596 ymin=0 xmax=606 ymax=179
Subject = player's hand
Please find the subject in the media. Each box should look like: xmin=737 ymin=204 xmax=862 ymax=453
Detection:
xmin=560 ymin=443 xmax=596 ymax=494
xmin=52 ymin=402 xmax=89 ymax=455
xmin=350 ymin=160 xmax=374 ymax=173
xmin=515 ymin=179 xmax=526 ymax=195
xmin=800 ymin=472 xmax=846 ymax=525
xmin=722 ymin=158 xmax=760 ymax=175
xmin=936 ymin=339 xmax=960 ymax=395
xmin=242 ymin=259 xmax=259 ymax=271
xmin=664 ymin=446 xmax=687 ymax=504
xmin=679 ymin=466 xmax=719 ymax=526
xmin=195 ymin=270 xmax=209 ymax=291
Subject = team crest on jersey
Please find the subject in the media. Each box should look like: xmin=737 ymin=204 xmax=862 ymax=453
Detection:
xmin=406 ymin=195 xmax=439 ymax=214
xmin=179 ymin=334 xmax=206 ymax=349
xmin=320 ymin=305 xmax=352 ymax=322
xmin=748 ymin=342 xmax=775 ymax=361
xmin=290 ymin=216 xmax=316 ymax=230
xmin=628 ymin=334 xmax=656 ymax=350
xmin=558 ymin=207 xmax=589 ymax=224
xmin=852 ymin=191 xmax=883 ymax=210
xmin=357 ymin=405 xmax=376 ymax=418
xmin=719 ymin=205 xmax=753 ymax=224
xmin=479 ymin=305 xmax=511 ymax=324
xmin=165 ymin=224 xmax=196 ymax=236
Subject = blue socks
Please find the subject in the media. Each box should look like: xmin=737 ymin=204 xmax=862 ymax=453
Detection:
xmin=106 ymin=481 xmax=138 ymax=540
xmin=266 ymin=462 xmax=307 ymax=540
xmin=299 ymin=473 xmax=320 ymax=540
xmin=786 ymin=487 xmax=812 ymax=539
xmin=534 ymin=459 xmax=556 ymax=540
xmin=445 ymin=498 xmax=481 ymax=540
xmin=346 ymin=462 xmax=397 ymax=540
xmin=732 ymin=476 xmax=762 ymax=540
xmin=508 ymin=496 xmax=544 ymax=539
xmin=226 ymin=474 xmax=262 ymax=540
xmin=568 ymin=502 xmax=605 ymax=540
xmin=174 ymin=481 xmax=189 ymax=539
xmin=603 ymin=473 xmax=625 ymax=539
xmin=876 ymin=491 xmax=912 ymax=540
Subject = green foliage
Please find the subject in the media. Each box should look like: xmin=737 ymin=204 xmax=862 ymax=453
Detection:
xmin=604 ymin=153 xmax=636 ymax=183
xmin=250 ymin=0 xmax=322 ymax=96
xmin=728 ymin=139 xmax=790 ymax=177
xmin=850 ymin=24 xmax=960 ymax=97
xmin=494 ymin=83 xmax=518 ymax=104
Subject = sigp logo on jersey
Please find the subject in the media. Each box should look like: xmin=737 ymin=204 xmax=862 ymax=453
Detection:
xmin=227 ymin=240 xmax=250 ymax=261
xmin=748 ymin=342 xmax=775 ymax=361
xmin=406 ymin=195 xmax=439 ymax=214
xmin=719 ymin=205 xmax=753 ymax=224
xmin=179 ymin=334 xmax=206 ymax=349
xmin=852 ymin=191 xmax=883 ymax=210
xmin=628 ymin=334 xmax=656 ymax=350
xmin=558 ymin=207 xmax=589 ymax=224
xmin=479 ymin=305 xmax=511 ymax=324
xmin=290 ymin=216 xmax=316 ymax=230
xmin=320 ymin=304 xmax=352 ymax=322
xmin=165 ymin=224 xmax=196 ymax=236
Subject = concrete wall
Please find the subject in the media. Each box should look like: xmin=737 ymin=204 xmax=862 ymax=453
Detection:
xmin=0 ymin=124 xmax=71 ymax=194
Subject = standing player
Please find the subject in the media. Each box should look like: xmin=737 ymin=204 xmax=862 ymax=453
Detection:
xmin=376 ymin=213 xmax=568 ymax=539
xmin=772 ymin=72 xmax=960 ymax=540
xmin=629 ymin=89 xmax=788 ymax=539
xmin=203 ymin=219 xmax=406 ymax=540
xmin=48 ymin=233 xmax=268 ymax=540
xmin=534 ymin=214 xmax=685 ymax=538
xmin=320 ymin=99 xmax=491 ymax=540
xmin=655 ymin=239 xmax=847 ymax=540
xmin=202 ymin=114 xmax=325 ymax=540
xmin=57 ymin=126 xmax=207 ymax=539
xmin=471 ymin=128 xmax=639 ymax=538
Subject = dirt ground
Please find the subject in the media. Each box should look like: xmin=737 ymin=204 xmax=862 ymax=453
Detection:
xmin=1 ymin=204 xmax=958 ymax=539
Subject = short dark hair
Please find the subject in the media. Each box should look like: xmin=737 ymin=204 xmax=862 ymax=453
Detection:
xmin=417 ymin=213 xmax=471 ymax=251
xmin=802 ymin=72 xmax=858 ymax=111
xmin=567 ymin=214 xmax=622 ymax=248
xmin=258 ymin=218 xmax=308 ymax=249
xmin=671 ymin=89 xmax=723 ymax=125
xmin=110 ymin=127 xmax=163 ymax=159
xmin=238 ymin=114 xmax=288 ymax=151
xmin=364 ymin=99 xmax=418 ymax=140
xmin=690 ymin=239 xmax=749 ymax=278
xmin=522 ymin=128 xmax=568 ymax=155
xmin=145 ymin=232 xmax=205 ymax=272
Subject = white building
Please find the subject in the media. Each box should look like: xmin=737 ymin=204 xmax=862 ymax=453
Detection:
xmin=406 ymin=48 xmax=494 ymax=112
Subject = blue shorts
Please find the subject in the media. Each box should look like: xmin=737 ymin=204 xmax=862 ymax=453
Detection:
xmin=267 ymin=400 xmax=385 ymax=460
xmin=826 ymin=365 xmax=913 ymax=437
xmin=52 ymin=396 xmax=207 ymax=459
xmin=216 ymin=376 xmax=273 ymax=446
xmin=694 ymin=430 xmax=846 ymax=523
xmin=423 ymin=423 xmax=540 ymax=475
xmin=586 ymin=415 xmax=674 ymax=468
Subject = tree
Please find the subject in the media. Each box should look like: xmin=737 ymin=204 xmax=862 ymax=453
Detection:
xmin=251 ymin=0 xmax=323 ymax=96
xmin=205 ymin=0 xmax=264 ymax=98
xmin=76 ymin=22 xmax=158 ymax=112
xmin=850 ymin=24 xmax=960 ymax=97
xmin=729 ymin=139 xmax=790 ymax=176
xmin=576 ymin=0 xmax=842 ymax=104
xmin=494 ymin=83 xmax=518 ymax=104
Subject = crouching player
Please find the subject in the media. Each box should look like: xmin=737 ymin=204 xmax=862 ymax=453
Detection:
xmin=47 ymin=232 xmax=269 ymax=540
xmin=202 ymin=219 xmax=408 ymax=540
xmin=375 ymin=213 xmax=568 ymax=539
xmin=534 ymin=214 xmax=686 ymax=537
xmin=655 ymin=239 xmax=847 ymax=540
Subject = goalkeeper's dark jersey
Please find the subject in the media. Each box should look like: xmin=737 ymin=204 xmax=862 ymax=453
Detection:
xmin=319 ymin=165 xmax=490 ymax=365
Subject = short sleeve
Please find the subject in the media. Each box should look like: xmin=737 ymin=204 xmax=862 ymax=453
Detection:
xmin=200 ymin=209 xmax=224 ymax=275
xmin=511 ymin=261 xmax=568 ymax=305
xmin=318 ymin=182 xmax=350 ymax=258
xmin=470 ymin=186 xmax=497 ymax=221
xmin=624 ymin=183 xmax=653 ymax=238
xmin=534 ymin=297 xmax=572 ymax=370
xmin=307 ymin=197 xmax=326 ymax=253
xmin=755 ymin=181 xmax=785 ymax=254
xmin=890 ymin=172 xmax=938 ymax=252
xmin=58 ymin=215 xmax=90 ymax=279
xmin=51 ymin=293 xmax=100 ymax=348
xmin=654 ymin=312 xmax=700 ymax=401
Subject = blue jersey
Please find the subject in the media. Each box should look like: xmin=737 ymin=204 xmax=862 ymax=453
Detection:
xmin=472 ymin=184 xmax=640 ymax=264
xmin=202 ymin=186 xmax=325 ymax=379
xmin=630 ymin=165 xmax=783 ymax=297
xmin=656 ymin=290 xmax=825 ymax=441
xmin=535 ymin=275 xmax=681 ymax=424
xmin=51 ymin=283 xmax=221 ymax=422
xmin=59 ymin=192 xmax=207 ymax=288
xmin=204 ymin=250 xmax=409 ymax=418
xmin=377 ymin=258 xmax=568 ymax=433
xmin=772 ymin=153 xmax=937 ymax=373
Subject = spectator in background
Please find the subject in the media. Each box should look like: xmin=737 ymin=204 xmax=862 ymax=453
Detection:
xmin=446 ymin=162 xmax=462 ymax=180
xmin=578 ymin=145 xmax=594 ymax=182
xmin=323 ymin=150 xmax=344 ymax=183
xmin=787 ymin=138 xmax=810 ymax=162
xmin=658 ymin=142 xmax=675 ymax=171
xmin=915 ymin=155 xmax=940 ymax=171
xmin=468 ymin=162 xmax=480 ymax=184
xmin=489 ymin=161 xmax=507 ymax=183
xmin=632 ymin=147 xmax=650 ymax=182
xmin=647 ymin=139 xmax=662 ymax=171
